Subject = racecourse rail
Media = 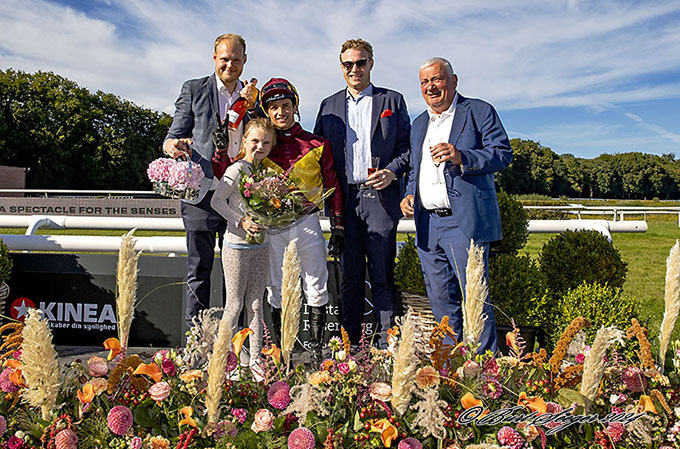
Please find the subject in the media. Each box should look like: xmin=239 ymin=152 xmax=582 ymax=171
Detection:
xmin=0 ymin=189 xmax=666 ymax=254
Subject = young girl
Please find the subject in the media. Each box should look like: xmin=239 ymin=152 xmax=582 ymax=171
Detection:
xmin=210 ymin=118 xmax=276 ymax=380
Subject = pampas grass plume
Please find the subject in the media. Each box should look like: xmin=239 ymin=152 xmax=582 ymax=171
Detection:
xmin=463 ymin=239 xmax=487 ymax=347
xmin=205 ymin=313 xmax=233 ymax=425
xmin=580 ymin=326 xmax=624 ymax=408
xmin=21 ymin=308 xmax=60 ymax=421
xmin=116 ymin=229 xmax=141 ymax=349
xmin=659 ymin=240 xmax=680 ymax=372
xmin=281 ymin=240 xmax=302 ymax=369
xmin=391 ymin=312 xmax=418 ymax=415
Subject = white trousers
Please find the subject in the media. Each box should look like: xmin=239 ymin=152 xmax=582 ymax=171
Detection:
xmin=266 ymin=214 xmax=329 ymax=309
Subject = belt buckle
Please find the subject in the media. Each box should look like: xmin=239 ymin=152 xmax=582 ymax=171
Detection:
xmin=433 ymin=208 xmax=451 ymax=217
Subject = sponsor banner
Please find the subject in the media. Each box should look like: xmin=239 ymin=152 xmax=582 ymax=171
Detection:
xmin=0 ymin=197 xmax=181 ymax=217
xmin=3 ymin=253 xmax=376 ymax=348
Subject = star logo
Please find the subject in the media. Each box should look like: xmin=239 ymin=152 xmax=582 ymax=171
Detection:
xmin=10 ymin=297 xmax=35 ymax=321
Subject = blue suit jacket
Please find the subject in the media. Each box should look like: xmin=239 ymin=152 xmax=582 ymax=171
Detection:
xmin=165 ymin=74 xmax=226 ymax=205
xmin=405 ymin=94 xmax=512 ymax=243
xmin=314 ymin=86 xmax=411 ymax=221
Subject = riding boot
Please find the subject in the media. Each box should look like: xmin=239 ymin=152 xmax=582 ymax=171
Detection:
xmin=271 ymin=307 xmax=282 ymax=346
xmin=309 ymin=306 xmax=326 ymax=364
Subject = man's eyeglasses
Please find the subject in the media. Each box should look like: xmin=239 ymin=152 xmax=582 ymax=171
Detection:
xmin=341 ymin=59 xmax=369 ymax=71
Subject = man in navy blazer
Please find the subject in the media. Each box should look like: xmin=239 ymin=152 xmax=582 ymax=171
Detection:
xmin=400 ymin=57 xmax=512 ymax=353
xmin=314 ymin=39 xmax=411 ymax=348
xmin=163 ymin=33 xmax=257 ymax=328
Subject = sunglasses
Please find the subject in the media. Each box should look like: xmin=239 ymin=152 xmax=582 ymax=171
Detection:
xmin=341 ymin=59 xmax=369 ymax=71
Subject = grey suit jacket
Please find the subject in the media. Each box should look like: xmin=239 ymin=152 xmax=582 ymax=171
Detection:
xmin=165 ymin=75 xmax=222 ymax=205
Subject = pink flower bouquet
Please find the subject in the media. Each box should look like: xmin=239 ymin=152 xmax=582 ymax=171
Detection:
xmin=147 ymin=157 xmax=204 ymax=200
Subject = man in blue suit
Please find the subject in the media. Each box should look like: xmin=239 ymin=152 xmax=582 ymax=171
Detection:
xmin=163 ymin=33 xmax=258 ymax=327
xmin=314 ymin=39 xmax=411 ymax=348
xmin=400 ymin=57 xmax=512 ymax=353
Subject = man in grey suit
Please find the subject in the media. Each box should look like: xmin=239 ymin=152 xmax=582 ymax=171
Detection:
xmin=314 ymin=39 xmax=410 ymax=348
xmin=163 ymin=33 xmax=257 ymax=327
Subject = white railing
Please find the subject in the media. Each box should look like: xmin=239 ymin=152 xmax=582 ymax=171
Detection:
xmin=525 ymin=204 xmax=680 ymax=225
xmin=0 ymin=215 xmax=646 ymax=253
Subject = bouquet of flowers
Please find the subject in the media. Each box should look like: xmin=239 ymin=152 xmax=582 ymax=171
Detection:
xmin=238 ymin=164 xmax=333 ymax=244
xmin=147 ymin=157 xmax=204 ymax=200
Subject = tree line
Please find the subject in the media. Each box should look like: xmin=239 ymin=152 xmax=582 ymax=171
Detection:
xmin=496 ymin=139 xmax=680 ymax=199
xmin=1 ymin=70 xmax=678 ymax=198
xmin=0 ymin=69 xmax=171 ymax=190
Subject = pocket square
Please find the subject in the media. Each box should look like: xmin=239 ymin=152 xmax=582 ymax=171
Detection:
xmin=380 ymin=109 xmax=393 ymax=118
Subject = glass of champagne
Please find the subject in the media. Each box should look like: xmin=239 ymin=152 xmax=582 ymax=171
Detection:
xmin=428 ymin=140 xmax=444 ymax=184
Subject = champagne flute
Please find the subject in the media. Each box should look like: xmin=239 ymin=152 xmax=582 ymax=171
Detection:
xmin=428 ymin=140 xmax=444 ymax=184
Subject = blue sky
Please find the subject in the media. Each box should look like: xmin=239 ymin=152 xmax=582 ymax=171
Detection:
xmin=1 ymin=0 xmax=679 ymax=159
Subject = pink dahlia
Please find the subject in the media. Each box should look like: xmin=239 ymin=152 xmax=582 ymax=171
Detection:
xmin=288 ymin=427 xmax=315 ymax=449
xmin=0 ymin=415 xmax=6 ymax=437
xmin=107 ymin=405 xmax=134 ymax=435
xmin=0 ymin=368 xmax=19 ymax=393
xmin=398 ymin=437 xmax=423 ymax=449
xmin=268 ymin=381 xmax=291 ymax=410
xmin=622 ymin=366 xmax=648 ymax=393
xmin=55 ymin=428 xmax=78 ymax=449
xmin=497 ymin=426 xmax=525 ymax=449
xmin=606 ymin=422 xmax=625 ymax=442
xmin=87 ymin=356 xmax=109 ymax=377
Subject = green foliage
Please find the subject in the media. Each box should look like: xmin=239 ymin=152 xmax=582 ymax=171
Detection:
xmin=489 ymin=254 xmax=553 ymax=328
xmin=0 ymin=69 xmax=172 ymax=189
xmin=495 ymin=138 xmax=680 ymax=199
xmin=491 ymin=190 xmax=529 ymax=254
xmin=395 ymin=234 xmax=427 ymax=296
xmin=548 ymin=282 xmax=643 ymax=350
xmin=0 ymin=238 xmax=12 ymax=283
xmin=75 ymin=410 xmax=111 ymax=449
xmin=539 ymin=230 xmax=627 ymax=297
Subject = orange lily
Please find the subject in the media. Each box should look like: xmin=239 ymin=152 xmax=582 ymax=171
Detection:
xmin=77 ymin=383 xmax=95 ymax=403
xmin=232 ymin=328 xmax=254 ymax=356
xmin=638 ymin=395 xmax=658 ymax=414
xmin=262 ymin=344 xmax=282 ymax=366
xmin=461 ymin=392 xmax=489 ymax=417
xmin=518 ymin=391 xmax=547 ymax=415
xmin=178 ymin=406 xmax=197 ymax=428
xmin=270 ymin=198 xmax=282 ymax=209
xmin=103 ymin=338 xmax=123 ymax=361
xmin=3 ymin=359 xmax=24 ymax=387
xmin=370 ymin=418 xmax=399 ymax=448
xmin=133 ymin=362 xmax=163 ymax=383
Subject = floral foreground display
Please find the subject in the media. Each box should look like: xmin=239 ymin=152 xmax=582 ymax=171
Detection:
xmin=1 ymin=236 xmax=680 ymax=449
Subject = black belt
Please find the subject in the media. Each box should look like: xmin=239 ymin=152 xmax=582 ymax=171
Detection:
xmin=427 ymin=208 xmax=452 ymax=217
xmin=348 ymin=183 xmax=370 ymax=190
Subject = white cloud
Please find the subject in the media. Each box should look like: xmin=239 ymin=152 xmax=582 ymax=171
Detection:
xmin=1 ymin=0 xmax=680 ymax=144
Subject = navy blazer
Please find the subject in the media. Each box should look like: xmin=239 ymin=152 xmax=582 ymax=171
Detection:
xmin=405 ymin=94 xmax=512 ymax=243
xmin=165 ymin=74 xmax=226 ymax=205
xmin=314 ymin=86 xmax=411 ymax=221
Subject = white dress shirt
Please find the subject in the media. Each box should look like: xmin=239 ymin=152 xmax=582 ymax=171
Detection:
xmin=418 ymin=93 xmax=458 ymax=210
xmin=215 ymin=74 xmax=244 ymax=159
xmin=345 ymin=84 xmax=373 ymax=184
